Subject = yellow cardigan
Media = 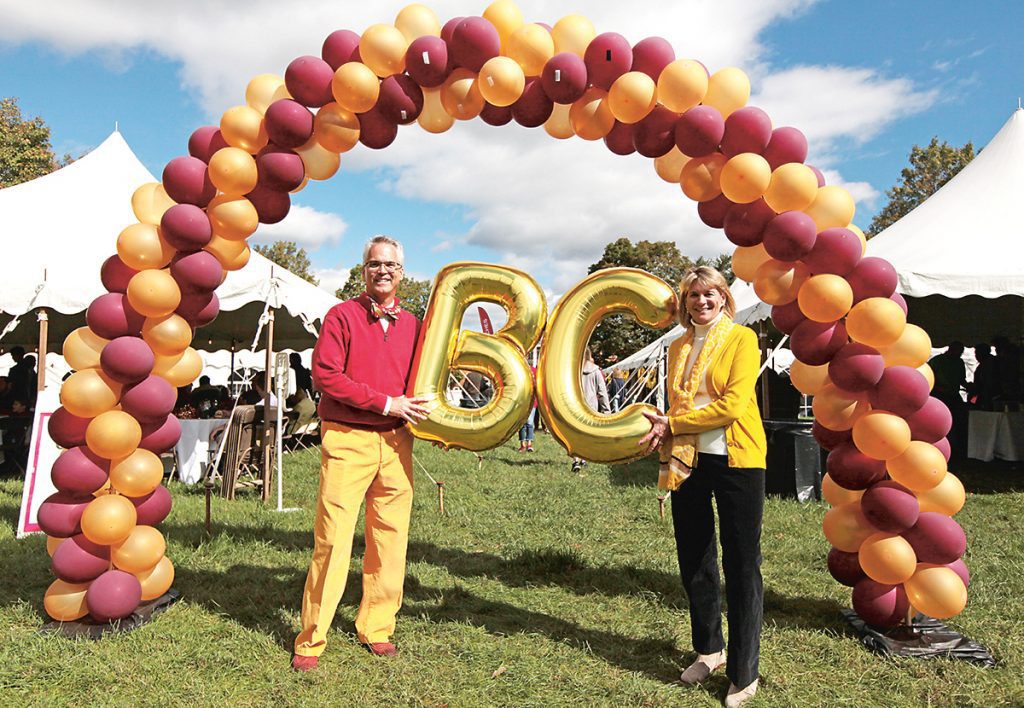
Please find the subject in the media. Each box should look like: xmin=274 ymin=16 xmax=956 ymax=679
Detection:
xmin=666 ymin=323 xmax=768 ymax=469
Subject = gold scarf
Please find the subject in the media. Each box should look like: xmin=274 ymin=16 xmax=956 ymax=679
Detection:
xmin=658 ymin=315 xmax=735 ymax=491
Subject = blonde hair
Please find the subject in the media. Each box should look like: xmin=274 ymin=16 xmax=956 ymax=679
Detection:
xmin=678 ymin=266 xmax=735 ymax=326
xmin=363 ymin=235 xmax=404 ymax=264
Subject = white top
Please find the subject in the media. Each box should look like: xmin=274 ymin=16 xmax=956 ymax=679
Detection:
xmin=682 ymin=314 xmax=728 ymax=455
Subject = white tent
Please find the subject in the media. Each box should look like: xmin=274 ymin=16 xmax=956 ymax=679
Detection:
xmin=0 ymin=130 xmax=340 ymax=350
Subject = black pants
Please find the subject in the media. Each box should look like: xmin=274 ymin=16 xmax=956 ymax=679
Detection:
xmin=671 ymin=453 xmax=764 ymax=688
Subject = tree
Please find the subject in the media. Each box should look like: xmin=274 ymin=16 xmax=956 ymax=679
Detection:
xmin=335 ymin=263 xmax=432 ymax=320
xmin=254 ymin=240 xmax=318 ymax=285
xmin=866 ymin=137 xmax=975 ymax=237
xmin=0 ymin=97 xmax=68 ymax=189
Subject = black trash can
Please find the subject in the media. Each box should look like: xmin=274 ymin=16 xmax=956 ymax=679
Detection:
xmin=762 ymin=419 xmax=822 ymax=502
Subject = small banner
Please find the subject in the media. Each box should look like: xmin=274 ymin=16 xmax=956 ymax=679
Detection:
xmin=477 ymin=306 xmax=493 ymax=335
xmin=17 ymin=384 xmax=61 ymax=537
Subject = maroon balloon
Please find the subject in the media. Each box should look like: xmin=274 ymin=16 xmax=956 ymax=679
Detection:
xmin=187 ymin=126 xmax=229 ymax=164
xmin=264 ymin=99 xmax=314 ymax=148
xmin=862 ymin=480 xmax=920 ymax=533
xmin=322 ymin=29 xmax=362 ymax=70
xmin=890 ymin=291 xmax=909 ymax=315
xmin=37 ymin=492 xmax=91 ymax=538
xmin=100 ymin=255 xmax=139 ymax=294
xmin=630 ymin=36 xmax=674 ymax=80
xmin=827 ymin=441 xmax=887 ymax=490
xmin=674 ymin=105 xmax=725 ymax=157
xmin=934 ymin=437 xmax=951 ymax=462
xmin=100 ymin=336 xmax=155 ymax=385
xmin=584 ymin=32 xmax=632 ymax=90
xmin=947 ymin=558 xmax=970 ymax=589
xmin=177 ymin=291 xmax=220 ymax=328
xmin=813 ymin=420 xmax=852 ymax=450
xmin=257 ymin=145 xmax=305 ymax=192
xmin=139 ymin=415 xmax=182 ymax=455
xmin=87 ymin=569 xmax=143 ymax=622
xmin=49 ymin=407 xmax=92 ymax=449
xmin=906 ymin=397 xmax=953 ymax=443
xmin=357 ymin=105 xmax=399 ymax=150
xmin=160 ymin=203 xmax=212 ymax=251
xmin=633 ymin=105 xmax=679 ymax=158
xmin=809 ymin=165 xmax=826 ymax=186
xmin=441 ymin=16 xmax=465 ymax=44
xmin=828 ymin=342 xmax=884 ymax=392
xmin=511 ymin=78 xmax=553 ymax=128
xmin=378 ymin=75 xmax=424 ymax=125
xmin=791 ymin=319 xmax=847 ymax=366
xmin=284 ymin=55 xmax=334 ymax=107
xmin=246 ymin=185 xmax=291 ymax=225
xmin=603 ymin=120 xmax=636 ymax=156
xmin=802 ymin=227 xmax=862 ymax=276
xmin=762 ymin=126 xmax=808 ymax=170
xmin=770 ymin=300 xmax=806 ymax=335
xmin=902 ymin=512 xmax=966 ymax=565
xmin=720 ymin=106 xmax=773 ymax=158
xmin=132 ymin=484 xmax=173 ymax=526
xmin=852 ymin=578 xmax=909 ymax=628
xmin=763 ymin=211 xmax=817 ymax=261
xmin=121 ymin=375 xmax=177 ymax=423
xmin=406 ymin=36 xmax=452 ymax=88
xmin=479 ymin=102 xmax=513 ymax=126
xmin=723 ymin=198 xmax=775 ymax=247
xmin=541 ymin=52 xmax=588 ymax=104
xmin=87 ymin=293 xmax=145 ymax=340
xmin=451 ymin=17 xmax=500 ymax=72
xmin=52 ymin=534 xmax=111 ymax=583
xmin=869 ymin=366 xmax=930 ymax=417
xmin=697 ymin=194 xmax=733 ymax=229
xmin=847 ymin=257 xmax=898 ymax=303
xmin=827 ymin=547 xmax=865 ymax=587
xmin=171 ymin=250 xmax=223 ymax=294
xmin=162 ymin=156 xmax=215 ymax=208
xmin=51 ymin=446 xmax=110 ymax=495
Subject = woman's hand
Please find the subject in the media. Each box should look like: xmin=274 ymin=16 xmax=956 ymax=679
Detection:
xmin=639 ymin=410 xmax=670 ymax=455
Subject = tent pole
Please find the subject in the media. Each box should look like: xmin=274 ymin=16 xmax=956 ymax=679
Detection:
xmin=36 ymin=309 xmax=48 ymax=393
xmin=758 ymin=320 xmax=771 ymax=418
xmin=230 ymin=339 xmax=237 ymax=397
xmin=261 ymin=311 xmax=275 ymax=502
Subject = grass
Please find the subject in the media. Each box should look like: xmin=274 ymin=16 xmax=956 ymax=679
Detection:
xmin=1 ymin=433 xmax=1023 ymax=706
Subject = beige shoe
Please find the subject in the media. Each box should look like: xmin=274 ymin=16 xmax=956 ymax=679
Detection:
xmin=724 ymin=678 xmax=758 ymax=707
xmin=680 ymin=650 xmax=727 ymax=684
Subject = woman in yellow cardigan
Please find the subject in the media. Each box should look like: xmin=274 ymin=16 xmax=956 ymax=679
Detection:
xmin=641 ymin=266 xmax=767 ymax=708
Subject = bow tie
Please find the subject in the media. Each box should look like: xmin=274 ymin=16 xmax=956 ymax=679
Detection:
xmin=369 ymin=301 xmax=401 ymax=322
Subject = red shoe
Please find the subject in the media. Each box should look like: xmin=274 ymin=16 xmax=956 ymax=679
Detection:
xmin=365 ymin=641 xmax=397 ymax=656
xmin=291 ymin=654 xmax=318 ymax=672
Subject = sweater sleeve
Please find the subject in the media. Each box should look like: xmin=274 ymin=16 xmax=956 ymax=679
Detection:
xmin=669 ymin=328 xmax=760 ymax=435
xmin=312 ymin=308 xmax=389 ymax=414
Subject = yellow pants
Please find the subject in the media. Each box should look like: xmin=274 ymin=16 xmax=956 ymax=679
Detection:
xmin=294 ymin=422 xmax=414 ymax=657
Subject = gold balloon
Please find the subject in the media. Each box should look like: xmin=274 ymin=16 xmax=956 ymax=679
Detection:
xmin=886 ymin=440 xmax=947 ymax=492
xmin=478 ymin=56 xmax=526 ymax=107
xmin=789 ymin=360 xmax=830 ymax=396
xmin=764 ymin=162 xmax=819 ymax=213
xmin=440 ymin=68 xmax=485 ymax=120
xmin=753 ymin=259 xmax=809 ymax=306
xmin=720 ymin=153 xmax=772 ymax=204
xmin=703 ymin=67 xmax=750 ymax=118
xmin=847 ymin=297 xmax=907 ymax=349
xmin=86 ymin=410 xmax=143 ymax=460
xmin=418 ymin=88 xmax=456 ymax=134
xmin=142 ymin=313 xmax=193 ymax=357
xmin=608 ymin=71 xmax=658 ymax=124
xmin=112 ymin=525 xmax=166 ymax=573
xmin=657 ymin=59 xmax=708 ymax=113
xmin=483 ymin=0 xmax=525 ymax=49
xmin=654 ymin=147 xmax=690 ymax=184
xmin=127 ymin=269 xmax=182 ymax=319
xmin=206 ymin=194 xmax=259 ymax=241
xmin=680 ymin=153 xmax=727 ymax=202
xmin=812 ymin=383 xmax=868 ymax=432
xmin=569 ymin=87 xmax=615 ymax=140
xmin=315 ymin=102 xmax=361 ymax=153
xmin=131 ymin=182 xmax=177 ymax=226
xmin=409 ymin=263 xmax=546 ymax=452
xmin=332 ymin=62 xmax=381 ymax=114
xmin=245 ymin=73 xmax=291 ymax=113
xmin=153 ymin=347 xmax=203 ymax=388
xmin=208 ymin=147 xmax=259 ymax=196
xmin=63 ymin=327 xmax=109 ymax=372
xmin=395 ymin=3 xmax=441 ymax=41
xmin=878 ymin=323 xmax=932 ymax=368
xmin=537 ymin=268 xmax=677 ymax=463
xmin=360 ymin=24 xmax=409 ymax=78
xmin=821 ymin=473 xmax=864 ymax=506
xmin=848 ymin=223 xmax=868 ymax=255
xmin=507 ymin=23 xmax=555 ymax=76
xmin=205 ymin=234 xmax=251 ymax=271
xmin=904 ymin=564 xmax=967 ymax=619
xmin=798 ymin=274 xmax=854 ymax=322
xmin=220 ymin=105 xmax=269 ymax=154
xmin=117 ymin=223 xmax=176 ymax=271
xmin=543 ymin=102 xmax=574 ymax=140
xmin=60 ymin=369 xmax=123 ymax=418
xmin=804 ymin=185 xmax=856 ymax=232
xmin=731 ymin=243 xmax=772 ymax=283
xmin=858 ymin=532 xmax=917 ymax=585
xmin=918 ymin=363 xmax=935 ymax=391
xmin=551 ymin=14 xmax=596 ymax=57
xmin=822 ymin=501 xmax=872 ymax=553
xmin=917 ymin=471 xmax=965 ymax=516
xmin=136 ymin=555 xmax=175 ymax=601
xmin=296 ymin=139 xmax=341 ymax=181
xmin=852 ymin=411 xmax=912 ymax=461
xmin=80 ymin=493 xmax=137 ymax=546
xmin=46 ymin=535 xmax=66 ymax=557
xmin=110 ymin=449 xmax=164 ymax=498
xmin=44 ymin=578 xmax=90 ymax=622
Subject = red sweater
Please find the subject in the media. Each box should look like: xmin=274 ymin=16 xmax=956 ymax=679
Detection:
xmin=312 ymin=293 xmax=421 ymax=431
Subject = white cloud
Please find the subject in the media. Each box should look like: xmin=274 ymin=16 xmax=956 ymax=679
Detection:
xmin=250 ymin=203 xmax=348 ymax=250
xmin=311 ymin=265 xmax=352 ymax=296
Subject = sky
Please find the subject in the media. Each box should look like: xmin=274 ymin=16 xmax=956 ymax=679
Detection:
xmin=2 ymin=0 xmax=1022 ymax=301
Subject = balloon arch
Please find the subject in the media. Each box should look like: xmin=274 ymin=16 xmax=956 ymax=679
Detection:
xmin=38 ymin=2 xmax=968 ymax=631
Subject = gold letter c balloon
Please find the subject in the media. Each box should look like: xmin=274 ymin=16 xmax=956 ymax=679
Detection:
xmin=408 ymin=262 xmax=547 ymax=451
xmin=537 ymin=268 xmax=677 ymax=463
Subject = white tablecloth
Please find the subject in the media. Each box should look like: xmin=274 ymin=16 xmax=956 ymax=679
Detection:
xmin=968 ymin=411 xmax=1024 ymax=462
xmin=175 ymin=418 xmax=227 ymax=484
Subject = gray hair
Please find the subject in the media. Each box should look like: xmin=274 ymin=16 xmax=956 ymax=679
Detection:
xmin=363 ymin=235 xmax=404 ymax=264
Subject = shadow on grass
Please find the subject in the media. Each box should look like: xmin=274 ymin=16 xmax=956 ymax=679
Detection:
xmin=607 ymin=458 xmax=659 ymax=487
xmin=953 ymin=458 xmax=1024 ymax=494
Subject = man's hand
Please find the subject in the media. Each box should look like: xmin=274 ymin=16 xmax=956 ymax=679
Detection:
xmin=389 ymin=395 xmax=431 ymax=424
xmin=638 ymin=410 xmax=670 ymax=455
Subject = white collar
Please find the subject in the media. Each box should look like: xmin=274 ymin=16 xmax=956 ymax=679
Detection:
xmin=693 ymin=311 xmax=724 ymax=337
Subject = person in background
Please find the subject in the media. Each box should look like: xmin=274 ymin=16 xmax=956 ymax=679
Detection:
xmin=517 ymin=366 xmax=537 ymax=453
xmin=571 ymin=347 xmax=610 ymax=473
xmin=993 ymin=336 xmax=1022 ymax=408
xmin=608 ymin=367 xmax=626 ymax=412
xmin=931 ymin=342 xmax=967 ymax=458
xmin=291 ymin=352 xmax=313 ymax=399
xmin=969 ymin=343 xmax=998 ymax=410
xmin=0 ymin=376 xmax=14 ymax=413
xmin=191 ymin=375 xmax=221 ymax=418
xmin=8 ymin=349 xmax=36 ymax=408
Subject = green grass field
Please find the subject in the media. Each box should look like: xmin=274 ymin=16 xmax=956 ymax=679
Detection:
xmin=1 ymin=433 xmax=1022 ymax=706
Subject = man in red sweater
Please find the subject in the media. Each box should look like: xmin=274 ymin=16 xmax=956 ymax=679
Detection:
xmin=293 ymin=235 xmax=429 ymax=670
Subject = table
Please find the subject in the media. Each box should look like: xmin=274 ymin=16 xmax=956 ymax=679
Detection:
xmin=968 ymin=411 xmax=1024 ymax=462
xmin=175 ymin=418 xmax=228 ymax=484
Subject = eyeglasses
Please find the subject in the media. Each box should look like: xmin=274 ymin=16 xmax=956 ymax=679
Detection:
xmin=364 ymin=260 xmax=403 ymax=273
